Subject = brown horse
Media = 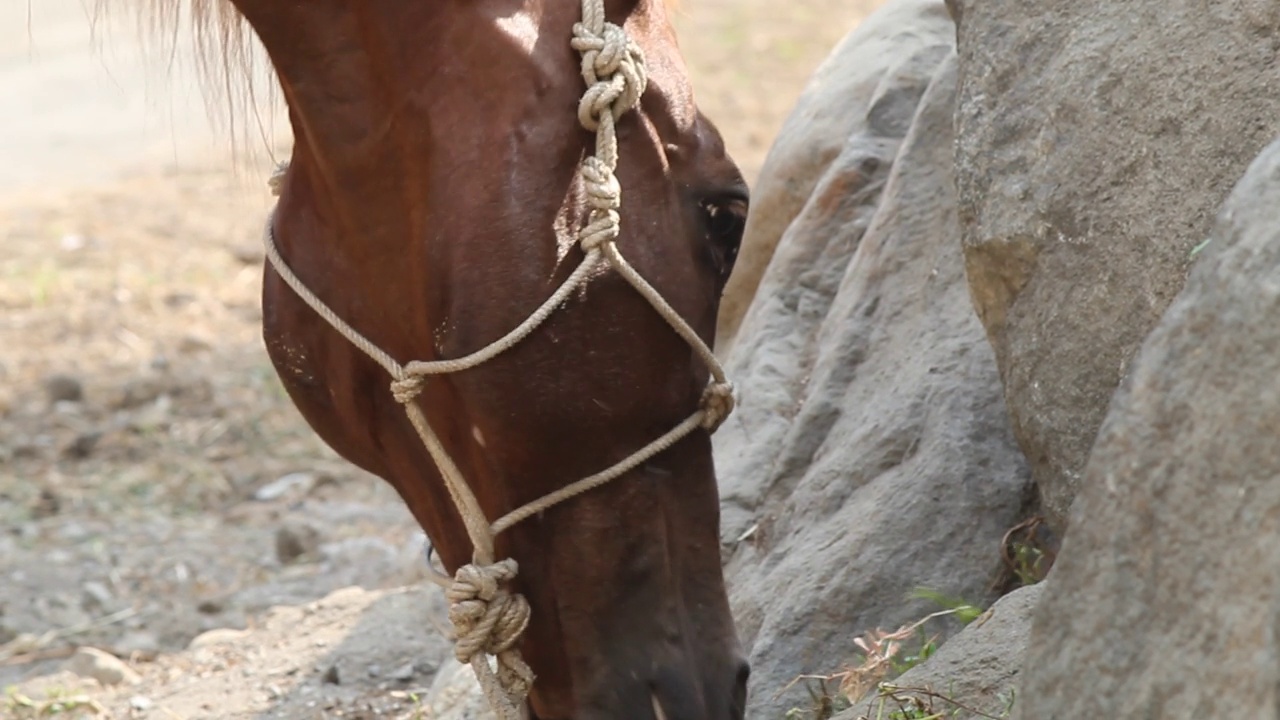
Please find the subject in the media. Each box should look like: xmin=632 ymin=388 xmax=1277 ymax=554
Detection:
xmin=119 ymin=1 xmax=751 ymax=718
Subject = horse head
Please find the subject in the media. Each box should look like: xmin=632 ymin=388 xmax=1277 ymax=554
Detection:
xmin=148 ymin=1 xmax=750 ymax=717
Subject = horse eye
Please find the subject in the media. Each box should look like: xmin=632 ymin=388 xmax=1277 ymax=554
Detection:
xmin=700 ymin=197 xmax=747 ymax=278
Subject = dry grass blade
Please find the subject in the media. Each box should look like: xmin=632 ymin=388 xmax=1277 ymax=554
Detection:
xmin=836 ymin=608 xmax=967 ymax=702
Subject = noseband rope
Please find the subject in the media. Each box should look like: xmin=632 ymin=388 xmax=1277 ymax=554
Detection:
xmin=260 ymin=1 xmax=734 ymax=717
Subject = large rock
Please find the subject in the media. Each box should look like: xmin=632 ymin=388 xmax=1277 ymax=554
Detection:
xmin=953 ymin=0 xmax=1280 ymax=532
xmin=714 ymin=0 xmax=955 ymax=354
xmin=716 ymin=38 xmax=1032 ymax=717
xmin=1010 ymin=138 xmax=1280 ymax=719
xmin=840 ymin=583 xmax=1043 ymax=720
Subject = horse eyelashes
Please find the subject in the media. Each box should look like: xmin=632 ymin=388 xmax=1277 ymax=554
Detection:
xmin=700 ymin=199 xmax=747 ymax=276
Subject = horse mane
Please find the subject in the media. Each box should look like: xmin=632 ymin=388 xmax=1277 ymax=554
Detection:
xmin=95 ymin=0 xmax=684 ymax=160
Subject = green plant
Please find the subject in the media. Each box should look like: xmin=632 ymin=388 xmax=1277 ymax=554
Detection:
xmin=907 ymin=588 xmax=984 ymax=625
xmin=780 ymin=588 xmax=996 ymax=719
xmin=1008 ymin=540 xmax=1046 ymax=587
xmin=4 ymin=686 xmax=105 ymax=718
xmin=1000 ymin=516 xmax=1054 ymax=588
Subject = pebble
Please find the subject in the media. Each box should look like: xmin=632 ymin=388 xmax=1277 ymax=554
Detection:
xmin=115 ymin=376 xmax=166 ymax=410
xmin=31 ymin=487 xmax=61 ymax=518
xmin=322 ymin=664 xmax=341 ymax=685
xmin=43 ymin=374 xmax=83 ymax=404
xmin=80 ymin=580 xmax=114 ymax=611
xmin=255 ymin=472 xmax=317 ymax=502
xmin=229 ymin=244 xmax=265 ymax=265
xmin=63 ymin=431 xmax=102 ymax=460
xmin=389 ymin=662 xmax=416 ymax=682
xmin=63 ymin=646 xmax=141 ymax=686
xmin=275 ymin=523 xmax=322 ymax=565
xmin=130 ymin=695 xmax=153 ymax=711
xmin=188 ymin=627 xmax=250 ymax=650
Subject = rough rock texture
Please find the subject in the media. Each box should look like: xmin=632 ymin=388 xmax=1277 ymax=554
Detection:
xmin=841 ymin=584 xmax=1043 ymax=720
xmin=715 ymin=40 xmax=1032 ymax=717
xmin=714 ymin=0 xmax=955 ymax=354
xmin=953 ymin=0 xmax=1280 ymax=532
xmin=1010 ymin=138 xmax=1280 ymax=719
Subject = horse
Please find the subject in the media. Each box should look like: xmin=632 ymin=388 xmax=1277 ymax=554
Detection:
xmin=115 ymin=1 xmax=752 ymax=718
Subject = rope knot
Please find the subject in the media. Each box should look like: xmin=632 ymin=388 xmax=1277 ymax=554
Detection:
xmin=391 ymin=374 xmax=427 ymax=404
xmin=571 ymin=20 xmax=648 ymax=131
xmin=699 ymin=381 xmax=736 ymax=432
xmin=446 ymin=560 xmax=532 ymax=662
xmin=445 ymin=559 xmax=536 ymax=713
xmin=267 ymin=161 xmax=288 ymax=197
xmin=581 ymin=156 xmax=621 ymax=211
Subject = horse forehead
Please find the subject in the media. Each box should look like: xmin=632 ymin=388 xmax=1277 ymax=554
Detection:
xmin=488 ymin=3 xmax=697 ymax=132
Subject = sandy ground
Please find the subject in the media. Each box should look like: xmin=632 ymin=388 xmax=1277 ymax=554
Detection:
xmin=1 ymin=0 xmax=885 ymax=717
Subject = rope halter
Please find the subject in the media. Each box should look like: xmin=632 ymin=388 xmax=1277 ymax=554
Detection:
xmin=259 ymin=1 xmax=735 ymax=717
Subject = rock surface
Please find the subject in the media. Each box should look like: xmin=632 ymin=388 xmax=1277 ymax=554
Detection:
xmin=715 ymin=33 xmax=1032 ymax=716
xmin=841 ymin=583 xmax=1043 ymax=720
xmin=1010 ymin=138 xmax=1280 ymax=719
xmin=952 ymin=0 xmax=1280 ymax=532
xmin=714 ymin=0 xmax=955 ymax=354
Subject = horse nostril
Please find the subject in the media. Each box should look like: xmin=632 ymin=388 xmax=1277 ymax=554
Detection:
xmin=731 ymin=660 xmax=750 ymax=719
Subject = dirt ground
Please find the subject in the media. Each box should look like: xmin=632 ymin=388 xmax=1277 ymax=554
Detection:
xmin=1 ymin=1 xmax=885 ymax=717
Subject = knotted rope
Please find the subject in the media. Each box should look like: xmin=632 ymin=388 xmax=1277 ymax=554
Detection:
xmin=258 ymin=0 xmax=736 ymax=717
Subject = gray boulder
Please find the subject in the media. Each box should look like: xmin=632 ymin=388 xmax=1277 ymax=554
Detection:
xmin=952 ymin=0 xmax=1280 ymax=532
xmin=714 ymin=0 xmax=955 ymax=354
xmin=716 ymin=41 xmax=1032 ymax=717
xmin=1010 ymin=138 xmax=1280 ymax=719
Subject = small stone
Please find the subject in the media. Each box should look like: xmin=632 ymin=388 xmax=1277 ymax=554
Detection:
xmin=275 ymin=523 xmax=321 ymax=565
xmin=254 ymin=472 xmax=317 ymax=502
xmin=266 ymin=684 xmax=283 ymax=699
xmin=63 ymin=646 xmax=141 ymax=686
xmin=31 ymin=487 xmax=60 ymax=518
xmin=63 ymin=431 xmax=102 ymax=460
xmin=163 ymin=292 xmax=196 ymax=308
xmin=196 ymin=598 xmax=225 ymax=615
xmin=178 ymin=334 xmax=213 ymax=354
xmin=229 ymin=244 xmax=265 ymax=265
xmin=80 ymin=581 xmax=114 ymax=611
xmin=115 ymin=377 xmax=165 ymax=410
xmin=130 ymin=695 xmax=153 ymax=711
xmin=188 ymin=628 xmax=250 ymax=649
xmin=322 ymin=665 xmax=341 ymax=685
xmin=390 ymin=662 xmax=416 ymax=682
xmin=43 ymin=374 xmax=83 ymax=404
